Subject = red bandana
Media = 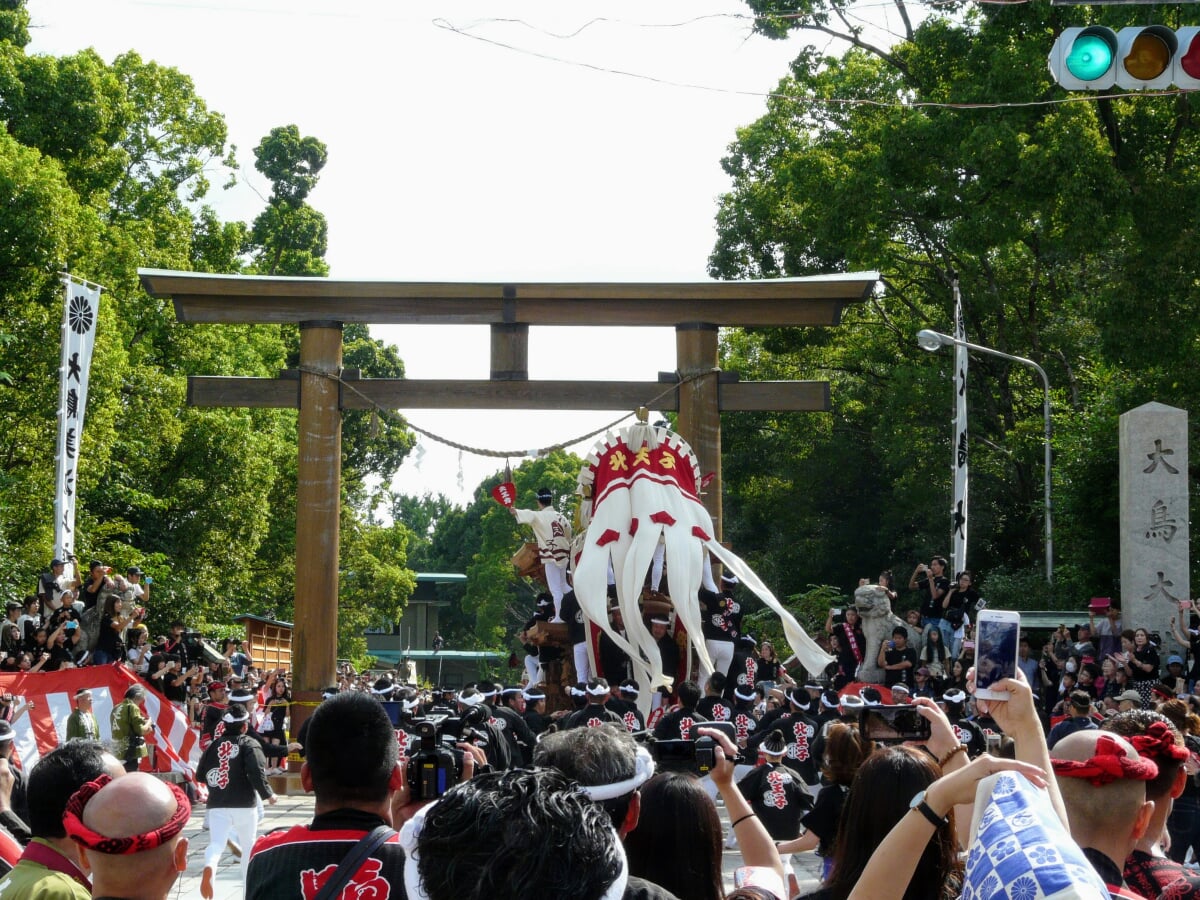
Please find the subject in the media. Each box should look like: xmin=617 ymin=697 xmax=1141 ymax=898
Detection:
xmin=63 ymin=774 xmax=191 ymax=855
xmin=1129 ymin=721 xmax=1190 ymax=763
xmin=1051 ymin=734 xmax=1160 ymax=786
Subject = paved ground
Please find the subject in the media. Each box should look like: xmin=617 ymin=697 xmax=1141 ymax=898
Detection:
xmin=174 ymin=788 xmax=824 ymax=899
xmin=175 ymin=791 xmax=314 ymax=900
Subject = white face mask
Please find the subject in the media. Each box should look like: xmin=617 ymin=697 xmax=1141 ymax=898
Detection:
xmin=1065 ymin=660 xmax=1078 ymax=674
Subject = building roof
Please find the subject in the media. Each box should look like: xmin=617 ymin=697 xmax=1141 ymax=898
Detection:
xmin=415 ymin=573 xmax=467 ymax=583
xmin=370 ymin=649 xmax=503 ymax=663
xmin=232 ymin=614 xmax=293 ymax=628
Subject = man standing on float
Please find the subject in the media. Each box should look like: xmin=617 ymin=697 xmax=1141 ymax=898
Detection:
xmin=511 ymin=487 xmax=573 ymax=622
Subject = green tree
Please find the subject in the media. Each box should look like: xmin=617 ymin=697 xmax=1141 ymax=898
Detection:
xmin=0 ymin=0 xmax=30 ymax=47
xmin=247 ymin=125 xmax=329 ymax=276
xmin=711 ymin=0 xmax=1200 ymax=609
xmin=401 ymin=453 xmax=580 ymax=651
xmin=0 ymin=13 xmax=417 ymax=651
xmin=392 ymin=493 xmax=480 ymax=646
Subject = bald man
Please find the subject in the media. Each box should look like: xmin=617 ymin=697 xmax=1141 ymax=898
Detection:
xmin=1051 ymin=729 xmax=1157 ymax=899
xmin=1102 ymin=710 xmax=1197 ymax=898
xmin=0 ymin=741 xmax=124 ymax=900
xmin=64 ymin=772 xmax=190 ymax=900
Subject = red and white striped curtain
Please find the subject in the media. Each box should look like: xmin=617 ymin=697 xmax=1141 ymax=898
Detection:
xmin=0 ymin=667 xmax=199 ymax=783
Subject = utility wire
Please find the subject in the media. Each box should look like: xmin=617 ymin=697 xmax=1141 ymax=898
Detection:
xmin=434 ymin=18 xmax=1188 ymax=110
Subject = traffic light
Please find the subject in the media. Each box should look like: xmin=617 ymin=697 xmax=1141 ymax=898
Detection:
xmin=1049 ymin=25 xmax=1200 ymax=90
xmin=1116 ymin=26 xmax=1177 ymax=89
xmin=1176 ymin=27 xmax=1200 ymax=89
xmin=1049 ymin=27 xmax=1117 ymax=89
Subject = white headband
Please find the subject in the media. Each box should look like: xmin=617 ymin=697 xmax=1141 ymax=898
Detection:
xmin=401 ymin=698 xmax=421 ymax=712
xmin=733 ymin=687 xmax=756 ymax=702
xmin=840 ymin=695 xmax=864 ymax=709
xmin=586 ymin=683 xmax=610 ymax=697
xmin=820 ymin=694 xmax=840 ymax=709
xmin=222 ymin=709 xmax=249 ymax=723
xmin=943 ymin=689 xmax=967 ymax=704
xmin=580 ymin=747 xmax=656 ymax=802
xmin=400 ymin=800 xmax=629 ymax=900
xmin=619 ymin=686 xmax=639 ymax=697
xmin=457 ymin=692 xmax=484 ymax=707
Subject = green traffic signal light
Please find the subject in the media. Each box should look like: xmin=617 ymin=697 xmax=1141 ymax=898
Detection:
xmin=1066 ymin=34 xmax=1115 ymax=80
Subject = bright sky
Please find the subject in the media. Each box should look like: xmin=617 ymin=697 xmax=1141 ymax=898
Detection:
xmin=27 ymin=0 xmax=836 ymax=505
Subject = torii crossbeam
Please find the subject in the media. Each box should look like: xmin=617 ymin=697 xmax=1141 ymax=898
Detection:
xmin=139 ymin=269 xmax=878 ymax=728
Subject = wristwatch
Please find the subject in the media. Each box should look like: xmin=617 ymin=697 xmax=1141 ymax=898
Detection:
xmin=909 ymin=790 xmax=948 ymax=828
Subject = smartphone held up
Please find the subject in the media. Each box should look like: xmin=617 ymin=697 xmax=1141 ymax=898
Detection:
xmin=859 ymin=704 xmax=932 ymax=743
xmin=974 ymin=609 xmax=1020 ymax=701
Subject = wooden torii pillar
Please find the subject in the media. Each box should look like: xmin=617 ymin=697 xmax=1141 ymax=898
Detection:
xmin=139 ymin=269 xmax=877 ymax=729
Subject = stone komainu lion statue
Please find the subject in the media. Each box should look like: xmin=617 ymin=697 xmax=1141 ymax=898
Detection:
xmin=852 ymin=583 xmax=920 ymax=684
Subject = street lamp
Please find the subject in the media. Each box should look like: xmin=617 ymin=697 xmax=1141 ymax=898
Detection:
xmin=917 ymin=329 xmax=1054 ymax=584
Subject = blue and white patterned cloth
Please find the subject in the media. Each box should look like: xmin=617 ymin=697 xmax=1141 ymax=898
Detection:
xmin=962 ymin=772 xmax=1109 ymax=900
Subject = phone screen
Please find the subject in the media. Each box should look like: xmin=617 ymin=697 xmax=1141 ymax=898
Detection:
xmin=975 ymin=614 xmax=1019 ymax=694
xmin=859 ymin=705 xmax=932 ymax=743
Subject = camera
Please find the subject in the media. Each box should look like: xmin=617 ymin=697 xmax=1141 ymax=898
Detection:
xmin=648 ymin=736 xmax=720 ymax=776
xmin=646 ymin=721 xmax=739 ymax=775
xmin=405 ymin=716 xmax=475 ymax=800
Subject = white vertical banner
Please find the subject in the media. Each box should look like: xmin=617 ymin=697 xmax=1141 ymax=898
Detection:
xmin=54 ymin=276 xmax=103 ymax=569
xmin=951 ymin=279 xmax=969 ymax=576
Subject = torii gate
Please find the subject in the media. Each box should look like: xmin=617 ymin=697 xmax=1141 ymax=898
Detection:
xmin=138 ymin=268 xmax=877 ymax=728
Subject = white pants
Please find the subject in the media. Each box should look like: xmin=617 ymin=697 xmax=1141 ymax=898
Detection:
xmin=702 ymin=640 xmax=735 ymax=693
xmin=205 ymin=805 xmax=258 ymax=891
xmin=651 ymin=542 xmax=665 ymax=592
xmin=573 ymin=641 xmax=592 ymax=684
xmin=545 ymin=563 xmax=569 ymax=618
xmin=524 ymin=654 xmax=542 ymax=688
xmin=701 ymin=765 xmax=755 ymax=802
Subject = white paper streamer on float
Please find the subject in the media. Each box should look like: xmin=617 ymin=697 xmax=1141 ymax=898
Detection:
xmin=574 ymin=422 xmax=833 ymax=716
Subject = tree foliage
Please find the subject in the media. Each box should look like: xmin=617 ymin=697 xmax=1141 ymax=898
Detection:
xmin=247 ymin=125 xmax=329 ymax=276
xmin=711 ymin=0 xmax=1200 ymax=610
xmin=393 ymin=452 xmax=581 ymax=652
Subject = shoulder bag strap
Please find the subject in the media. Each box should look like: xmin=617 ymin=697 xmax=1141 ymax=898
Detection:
xmin=312 ymin=824 xmax=395 ymax=900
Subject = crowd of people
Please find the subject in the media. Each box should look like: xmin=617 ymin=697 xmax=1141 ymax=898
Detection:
xmin=9 ymin=557 xmax=303 ymax=765
xmin=7 ymin=542 xmax=1200 ymax=899
xmin=0 ymin=557 xmax=154 ymax=674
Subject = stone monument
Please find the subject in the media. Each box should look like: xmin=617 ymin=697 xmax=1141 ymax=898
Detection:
xmin=1119 ymin=402 xmax=1190 ymax=655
